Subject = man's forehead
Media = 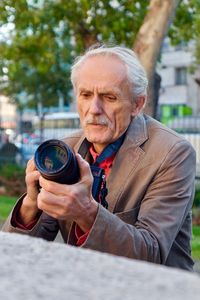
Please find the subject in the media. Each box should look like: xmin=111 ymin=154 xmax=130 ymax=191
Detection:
xmin=74 ymin=55 xmax=129 ymax=92
xmin=77 ymin=55 xmax=126 ymax=75
xmin=77 ymin=84 xmax=122 ymax=93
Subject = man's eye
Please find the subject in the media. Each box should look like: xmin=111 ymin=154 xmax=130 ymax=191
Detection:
xmin=104 ymin=95 xmax=116 ymax=101
xmin=81 ymin=93 xmax=91 ymax=98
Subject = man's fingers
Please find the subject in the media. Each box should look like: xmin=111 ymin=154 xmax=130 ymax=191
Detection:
xmin=39 ymin=176 xmax=72 ymax=195
xmin=26 ymin=157 xmax=37 ymax=173
xmin=26 ymin=170 xmax=40 ymax=185
xmin=38 ymin=188 xmax=63 ymax=206
xmin=38 ymin=154 xmax=93 ymax=197
xmin=76 ymin=154 xmax=93 ymax=183
xmin=37 ymin=188 xmax=73 ymax=219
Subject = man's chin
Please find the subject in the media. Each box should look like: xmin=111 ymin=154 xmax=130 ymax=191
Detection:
xmin=85 ymin=134 xmax=109 ymax=144
xmin=87 ymin=137 xmax=106 ymax=144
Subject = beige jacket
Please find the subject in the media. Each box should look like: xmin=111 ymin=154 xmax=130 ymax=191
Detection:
xmin=2 ymin=114 xmax=196 ymax=271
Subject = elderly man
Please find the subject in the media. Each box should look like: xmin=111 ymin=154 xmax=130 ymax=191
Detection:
xmin=2 ymin=45 xmax=196 ymax=271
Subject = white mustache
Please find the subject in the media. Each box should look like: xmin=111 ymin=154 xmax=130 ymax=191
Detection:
xmin=83 ymin=116 xmax=109 ymax=126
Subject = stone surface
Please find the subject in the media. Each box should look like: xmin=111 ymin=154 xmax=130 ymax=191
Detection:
xmin=0 ymin=232 xmax=200 ymax=300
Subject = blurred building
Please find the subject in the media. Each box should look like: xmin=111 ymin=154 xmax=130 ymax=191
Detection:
xmin=0 ymin=94 xmax=17 ymax=143
xmin=158 ymin=40 xmax=200 ymax=167
xmin=158 ymin=39 xmax=200 ymax=128
xmin=0 ymin=94 xmax=16 ymax=129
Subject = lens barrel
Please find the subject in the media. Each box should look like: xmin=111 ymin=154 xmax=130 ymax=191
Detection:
xmin=34 ymin=139 xmax=79 ymax=184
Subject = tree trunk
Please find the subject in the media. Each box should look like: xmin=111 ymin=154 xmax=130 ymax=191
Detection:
xmin=76 ymin=22 xmax=98 ymax=49
xmin=82 ymin=32 xmax=98 ymax=49
xmin=134 ymin=0 xmax=180 ymax=117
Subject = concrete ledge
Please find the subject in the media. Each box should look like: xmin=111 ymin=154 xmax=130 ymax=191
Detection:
xmin=0 ymin=232 xmax=200 ymax=300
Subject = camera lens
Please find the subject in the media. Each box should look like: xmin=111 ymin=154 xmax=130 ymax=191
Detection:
xmin=34 ymin=139 xmax=79 ymax=184
xmin=39 ymin=145 xmax=68 ymax=172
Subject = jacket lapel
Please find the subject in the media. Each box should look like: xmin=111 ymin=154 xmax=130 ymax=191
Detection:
xmin=106 ymin=114 xmax=148 ymax=212
xmin=73 ymin=133 xmax=92 ymax=163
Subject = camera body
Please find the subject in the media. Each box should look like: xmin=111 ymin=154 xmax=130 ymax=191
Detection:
xmin=34 ymin=139 xmax=107 ymax=205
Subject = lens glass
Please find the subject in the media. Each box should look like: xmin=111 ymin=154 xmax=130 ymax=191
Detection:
xmin=39 ymin=145 xmax=68 ymax=172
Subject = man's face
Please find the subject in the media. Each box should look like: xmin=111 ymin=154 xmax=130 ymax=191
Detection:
xmin=75 ymin=55 xmax=141 ymax=153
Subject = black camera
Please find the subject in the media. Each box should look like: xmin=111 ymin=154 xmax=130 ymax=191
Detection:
xmin=34 ymin=139 xmax=108 ymax=206
xmin=34 ymin=139 xmax=79 ymax=185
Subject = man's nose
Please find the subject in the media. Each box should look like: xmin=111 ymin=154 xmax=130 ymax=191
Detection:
xmin=88 ymin=95 xmax=103 ymax=114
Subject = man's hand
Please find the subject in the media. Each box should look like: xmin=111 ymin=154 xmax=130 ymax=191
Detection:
xmin=37 ymin=154 xmax=98 ymax=232
xmin=19 ymin=158 xmax=41 ymax=225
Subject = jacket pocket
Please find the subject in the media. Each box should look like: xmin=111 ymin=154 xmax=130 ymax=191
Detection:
xmin=115 ymin=205 xmax=140 ymax=225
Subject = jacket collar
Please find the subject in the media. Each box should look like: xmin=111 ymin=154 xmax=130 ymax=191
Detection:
xmin=125 ymin=113 xmax=148 ymax=147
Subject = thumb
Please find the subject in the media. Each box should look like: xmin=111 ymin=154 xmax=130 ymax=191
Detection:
xmin=76 ymin=154 xmax=93 ymax=183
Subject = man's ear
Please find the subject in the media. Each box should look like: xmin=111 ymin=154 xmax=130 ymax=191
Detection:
xmin=131 ymin=96 xmax=146 ymax=117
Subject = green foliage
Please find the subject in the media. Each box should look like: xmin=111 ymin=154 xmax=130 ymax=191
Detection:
xmin=0 ymin=0 xmax=75 ymax=110
xmin=0 ymin=195 xmax=17 ymax=221
xmin=0 ymin=163 xmax=25 ymax=179
xmin=169 ymin=0 xmax=200 ymax=65
xmin=192 ymin=225 xmax=200 ymax=260
xmin=194 ymin=184 xmax=200 ymax=207
xmin=169 ymin=0 xmax=197 ymax=45
xmin=194 ymin=192 xmax=200 ymax=207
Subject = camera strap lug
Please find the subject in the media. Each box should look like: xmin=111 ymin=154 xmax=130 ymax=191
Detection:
xmin=99 ymin=175 xmax=108 ymax=209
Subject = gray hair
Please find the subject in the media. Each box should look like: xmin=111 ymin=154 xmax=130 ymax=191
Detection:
xmin=70 ymin=45 xmax=148 ymax=99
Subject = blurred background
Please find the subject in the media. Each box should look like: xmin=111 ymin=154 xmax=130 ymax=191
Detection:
xmin=0 ymin=0 xmax=200 ymax=270
xmin=0 ymin=1 xmax=200 ymax=166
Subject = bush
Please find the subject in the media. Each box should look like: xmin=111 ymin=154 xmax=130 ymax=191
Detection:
xmin=194 ymin=183 xmax=200 ymax=207
xmin=193 ymin=183 xmax=200 ymax=225
xmin=194 ymin=189 xmax=200 ymax=207
xmin=0 ymin=163 xmax=26 ymax=196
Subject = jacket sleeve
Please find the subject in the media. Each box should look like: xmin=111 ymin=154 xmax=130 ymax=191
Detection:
xmin=1 ymin=196 xmax=59 ymax=241
xmin=68 ymin=140 xmax=196 ymax=264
